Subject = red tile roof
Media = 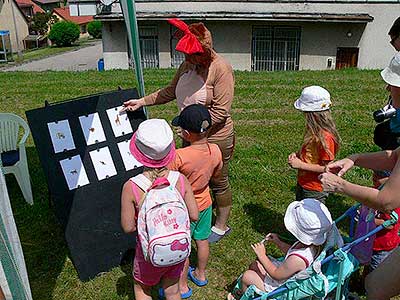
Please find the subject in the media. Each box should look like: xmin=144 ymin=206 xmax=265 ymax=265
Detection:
xmin=53 ymin=7 xmax=93 ymax=25
xmin=16 ymin=0 xmax=44 ymax=14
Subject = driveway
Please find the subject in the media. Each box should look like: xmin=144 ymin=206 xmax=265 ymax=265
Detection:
xmin=3 ymin=41 xmax=103 ymax=72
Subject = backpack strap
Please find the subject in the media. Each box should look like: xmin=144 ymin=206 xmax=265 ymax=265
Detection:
xmin=130 ymin=174 xmax=152 ymax=205
xmin=167 ymin=171 xmax=185 ymax=196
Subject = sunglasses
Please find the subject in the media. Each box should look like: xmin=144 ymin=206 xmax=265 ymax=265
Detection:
xmin=390 ymin=35 xmax=399 ymax=46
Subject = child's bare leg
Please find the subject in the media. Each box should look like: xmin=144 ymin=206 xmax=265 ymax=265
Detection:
xmin=133 ymin=281 xmax=152 ymax=300
xmin=162 ymin=277 xmax=181 ymax=300
xmin=249 ymin=260 xmax=267 ymax=278
xmin=193 ymin=239 xmax=209 ymax=281
xmin=241 ymin=269 xmax=266 ymax=293
xmin=179 ymin=258 xmax=190 ymax=294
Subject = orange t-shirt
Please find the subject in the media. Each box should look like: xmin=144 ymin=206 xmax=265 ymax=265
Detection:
xmin=297 ymin=131 xmax=338 ymax=192
xmin=168 ymin=143 xmax=223 ymax=211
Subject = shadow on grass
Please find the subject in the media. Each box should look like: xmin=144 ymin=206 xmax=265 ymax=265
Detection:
xmin=116 ymin=249 xmax=135 ymax=300
xmin=242 ymin=203 xmax=296 ymax=242
xmin=4 ymin=147 xmax=68 ymax=299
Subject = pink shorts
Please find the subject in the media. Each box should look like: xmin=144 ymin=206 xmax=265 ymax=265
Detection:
xmin=133 ymin=244 xmax=184 ymax=286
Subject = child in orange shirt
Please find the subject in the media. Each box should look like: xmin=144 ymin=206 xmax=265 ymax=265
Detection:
xmin=288 ymin=86 xmax=340 ymax=203
xmin=167 ymin=104 xmax=223 ymax=298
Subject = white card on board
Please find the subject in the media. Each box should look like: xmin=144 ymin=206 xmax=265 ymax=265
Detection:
xmin=106 ymin=106 xmax=133 ymax=137
xmin=79 ymin=113 xmax=106 ymax=145
xmin=47 ymin=120 xmax=76 ymax=153
xmin=117 ymin=140 xmax=142 ymax=171
xmin=89 ymin=147 xmax=117 ymax=180
xmin=60 ymin=155 xmax=90 ymax=190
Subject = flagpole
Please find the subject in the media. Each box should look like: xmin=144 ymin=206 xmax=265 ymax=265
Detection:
xmin=121 ymin=0 xmax=147 ymax=116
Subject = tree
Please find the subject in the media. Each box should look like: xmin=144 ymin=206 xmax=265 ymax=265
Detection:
xmin=31 ymin=12 xmax=58 ymax=35
xmin=87 ymin=21 xmax=102 ymax=39
xmin=48 ymin=21 xmax=80 ymax=47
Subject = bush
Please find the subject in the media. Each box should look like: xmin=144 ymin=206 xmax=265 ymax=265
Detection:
xmin=48 ymin=21 xmax=80 ymax=47
xmin=87 ymin=21 xmax=102 ymax=39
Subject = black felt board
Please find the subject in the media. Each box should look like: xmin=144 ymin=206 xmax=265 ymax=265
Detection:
xmin=25 ymin=88 xmax=146 ymax=281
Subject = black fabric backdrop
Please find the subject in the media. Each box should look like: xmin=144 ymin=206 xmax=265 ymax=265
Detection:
xmin=26 ymin=88 xmax=146 ymax=281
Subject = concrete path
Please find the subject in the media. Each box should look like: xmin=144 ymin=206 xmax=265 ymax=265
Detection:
xmin=2 ymin=41 xmax=103 ymax=72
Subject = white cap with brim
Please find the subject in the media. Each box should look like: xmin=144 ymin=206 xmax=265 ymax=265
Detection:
xmin=381 ymin=53 xmax=400 ymax=88
xmin=294 ymin=86 xmax=332 ymax=112
xmin=284 ymin=198 xmax=333 ymax=246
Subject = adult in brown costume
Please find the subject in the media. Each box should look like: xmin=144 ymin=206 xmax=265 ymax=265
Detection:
xmin=123 ymin=19 xmax=235 ymax=243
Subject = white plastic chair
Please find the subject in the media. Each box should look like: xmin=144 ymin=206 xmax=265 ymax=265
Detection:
xmin=0 ymin=113 xmax=33 ymax=205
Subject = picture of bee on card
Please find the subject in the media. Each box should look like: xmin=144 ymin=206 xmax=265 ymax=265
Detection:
xmin=47 ymin=119 xmax=76 ymax=153
xmin=60 ymin=155 xmax=90 ymax=190
xmin=79 ymin=113 xmax=106 ymax=146
xmin=106 ymin=106 xmax=133 ymax=137
xmin=89 ymin=146 xmax=117 ymax=181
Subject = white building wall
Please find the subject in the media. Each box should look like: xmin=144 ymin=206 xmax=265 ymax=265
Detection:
xmin=0 ymin=0 xmax=28 ymax=53
xmin=135 ymin=2 xmax=400 ymax=70
xmin=69 ymin=3 xmax=96 ymax=16
xmin=102 ymin=21 xmax=129 ymax=70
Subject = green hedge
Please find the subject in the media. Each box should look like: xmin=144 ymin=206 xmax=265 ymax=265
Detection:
xmin=87 ymin=21 xmax=102 ymax=39
xmin=48 ymin=21 xmax=80 ymax=47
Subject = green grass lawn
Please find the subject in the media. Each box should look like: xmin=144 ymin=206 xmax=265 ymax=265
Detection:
xmin=0 ymin=68 xmax=386 ymax=300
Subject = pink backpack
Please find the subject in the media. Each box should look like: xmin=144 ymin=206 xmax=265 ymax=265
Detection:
xmin=130 ymin=171 xmax=191 ymax=267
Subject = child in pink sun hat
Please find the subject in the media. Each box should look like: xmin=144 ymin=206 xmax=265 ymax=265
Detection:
xmin=120 ymin=118 xmax=198 ymax=300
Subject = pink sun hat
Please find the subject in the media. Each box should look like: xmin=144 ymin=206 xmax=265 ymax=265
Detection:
xmin=129 ymin=119 xmax=176 ymax=168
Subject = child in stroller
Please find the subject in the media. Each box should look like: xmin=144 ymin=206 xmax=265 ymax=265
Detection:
xmin=228 ymin=198 xmax=334 ymax=300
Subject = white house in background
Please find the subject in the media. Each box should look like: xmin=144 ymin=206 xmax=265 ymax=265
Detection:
xmin=68 ymin=0 xmax=400 ymax=71
xmin=0 ymin=0 xmax=29 ymax=54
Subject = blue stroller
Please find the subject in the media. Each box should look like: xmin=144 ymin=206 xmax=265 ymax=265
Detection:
xmin=231 ymin=204 xmax=398 ymax=300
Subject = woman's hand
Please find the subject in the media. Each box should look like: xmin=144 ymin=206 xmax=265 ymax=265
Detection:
xmin=319 ymin=172 xmax=346 ymax=193
xmin=325 ymin=157 xmax=355 ymax=177
xmin=121 ymin=98 xmax=145 ymax=112
xmin=251 ymin=242 xmax=266 ymax=259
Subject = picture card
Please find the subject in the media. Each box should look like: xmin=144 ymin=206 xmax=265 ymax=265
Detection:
xmin=60 ymin=155 xmax=90 ymax=190
xmin=106 ymin=106 xmax=133 ymax=137
xmin=79 ymin=113 xmax=106 ymax=145
xmin=89 ymin=147 xmax=117 ymax=181
xmin=47 ymin=120 xmax=76 ymax=153
xmin=117 ymin=140 xmax=142 ymax=171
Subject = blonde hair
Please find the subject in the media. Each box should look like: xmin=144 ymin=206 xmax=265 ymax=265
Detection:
xmin=302 ymin=110 xmax=340 ymax=157
xmin=143 ymin=166 xmax=168 ymax=182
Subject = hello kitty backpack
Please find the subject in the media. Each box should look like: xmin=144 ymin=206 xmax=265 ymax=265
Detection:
xmin=130 ymin=171 xmax=191 ymax=267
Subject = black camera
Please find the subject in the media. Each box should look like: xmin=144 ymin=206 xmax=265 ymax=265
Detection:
xmin=373 ymin=97 xmax=396 ymax=123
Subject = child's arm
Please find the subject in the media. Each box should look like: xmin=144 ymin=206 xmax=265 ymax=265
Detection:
xmin=252 ymin=243 xmax=307 ymax=281
xmin=181 ymin=175 xmax=199 ymax=222
xmin=121 ymin=181 xmax=136 ymax=233
xmin=288 ymin=154 xmax=329 ymax=173
xmin=375 ymin=213 xmax=394 ymax=229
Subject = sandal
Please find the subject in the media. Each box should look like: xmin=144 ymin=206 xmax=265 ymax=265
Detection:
xmin=188 ymin=266 xmax=208 ymax=286
xmin=208 ymin=226 xmax=232 ymax=243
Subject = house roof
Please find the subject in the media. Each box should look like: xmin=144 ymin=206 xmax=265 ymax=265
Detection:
xmin=95 ymin=11 xmax=373 ymax=23
xmin=16 ymin=0 xmax=45 ymax=14
xmin=33 ymin=0 xmax=62 ymax=4
xmin=53 ymin=6 xmax=93 ymax=24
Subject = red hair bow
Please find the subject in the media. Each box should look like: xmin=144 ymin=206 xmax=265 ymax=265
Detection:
xmin=168 ymin=18 xmax=204 ymax=55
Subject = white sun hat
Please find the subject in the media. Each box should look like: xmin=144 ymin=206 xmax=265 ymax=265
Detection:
xmin=381 ymin=53 xmax=400 ymax=87
xmin=294 ymin=86 xmax=332 ymax=112
xmin=284 ymin=198 xmax=333 ymax=246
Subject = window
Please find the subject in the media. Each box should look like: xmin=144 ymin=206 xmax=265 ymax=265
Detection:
xmin=139 ymin=26 xmax=159 ymax=68
xmin=170 ymin=26 xmax=185 ymax=68
xmin=252 ymin=26 xmax=301 ymax=71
